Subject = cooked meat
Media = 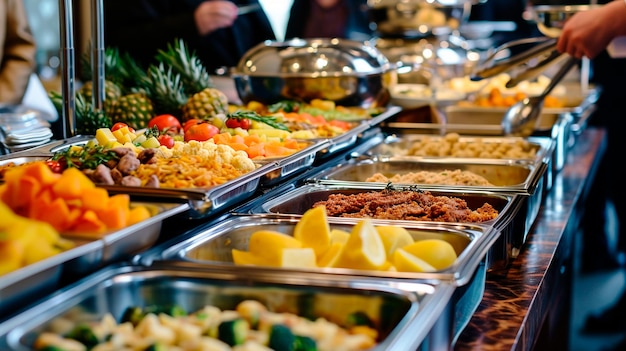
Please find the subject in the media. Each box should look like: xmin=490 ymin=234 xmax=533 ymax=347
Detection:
xmin=111 ymin=147 xmax=134 ymax=157
xmin=91 ymin=164 xmax=115 ymax=185
xmin=111 ymin=168 xmax=123 ymax=184
xmin=313 ymin=189 xmax=498 ymax=222
xmin=120 ymin=175 xmax=142 ymax=187
xmin=117 ymin=153 xmax=141 ymax=175
xmin=145 ymin=174 xmax=160 ymax=188
xmin=138 ymin=148 xmax=157 ymax=164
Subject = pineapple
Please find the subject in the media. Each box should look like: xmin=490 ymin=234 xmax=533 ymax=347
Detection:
xmin=108 ymin=93 xmax=154 ymax=130
xmin=48 ymin=91 xmax=111 ymax=135
xmin=78 ymin=80 xmax=122 ymax=115
xmin=155 ymin=38 xmax=214 ymax=95
xmin=145 ymin=64 xmax=187 ymax=117
xmin=181 ymin=88 xmax=229 ymax=122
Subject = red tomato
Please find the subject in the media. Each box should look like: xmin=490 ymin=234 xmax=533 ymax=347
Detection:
xmin=183 ymin=118 xmax=203 ymax=133
xmin=184 ymin=122 xmax=220 ymax=142
xmin=45 ymin=160 xmax=64 ymax=173
xmin=111 ymin=122 xmax=134 ymax=133
xmin=225 ymin=118 xmax=251 ymax=130
xmin=149 ymin=114 xmax=182 ymax=134
xmin=157 ymin=134 xmax=175 ymax=149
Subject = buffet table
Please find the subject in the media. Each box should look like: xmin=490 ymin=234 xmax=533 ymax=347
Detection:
xmin=454 ymin=127 xmax=606 ymax=351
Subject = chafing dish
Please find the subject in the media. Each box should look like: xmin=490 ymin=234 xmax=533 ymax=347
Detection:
xmin=241 ymin=182 xmax=527 ymax=273
xmin=0 ymin=201 xmax=188 ymax=320
xmin=0 ymin=263 xmax=458 ymax=351
xmin=139 ymin=214 xmax=490 ymax=286
xmin=231 ymin=38 xmax=396 ymax=108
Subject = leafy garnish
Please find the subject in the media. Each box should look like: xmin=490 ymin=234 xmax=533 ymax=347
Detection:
xmin=144 ymin=125 xmax=161 ymax=138
xmin=52 ymin=144 xmax=120 ymax=170
xmin=228 ymin=110 xmax=289 ymax=131
xmin=268 ymin=100 xmax=302 ymax=113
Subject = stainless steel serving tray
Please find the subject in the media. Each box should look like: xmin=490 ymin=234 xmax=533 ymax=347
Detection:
xmin=0 ymin=263 xmax=457 ymax=351
xmin=139 ymin=214 xmax=491 ymax=287
xmin=304 ymin=156 xmax=546 ymax=260
xmin=0 ymin=201 xmax=188 ymax=320
xmin=308 ymin=155 xmax=547 ymax=195
xmin=381 ymin=83 xmax=599 ymax=136
xmin=363 ymin=134 xmax=554 ymax=164
xmin=242 ymin=183 xmax=526 ymax=273
xmin=0 ymin=238 xmax=103 ymax=321
xmin=0 ymin=137 xmax=290 ymax=218
xmin=312 ymin=105 xmax=403 ymax=161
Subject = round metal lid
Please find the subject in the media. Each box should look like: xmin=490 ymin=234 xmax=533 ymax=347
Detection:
xmin=234 ymin=38 xmax=393 ymax=78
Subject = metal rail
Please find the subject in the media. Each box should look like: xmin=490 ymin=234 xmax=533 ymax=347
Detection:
xmin=58 ymin=0 xmax=105 ymax=138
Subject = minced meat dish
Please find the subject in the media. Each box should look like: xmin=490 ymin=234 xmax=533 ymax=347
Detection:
xmin=313 ymin=189 xmax=498 ymax=222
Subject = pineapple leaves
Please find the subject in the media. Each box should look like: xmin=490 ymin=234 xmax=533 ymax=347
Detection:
xmin=155 ymin=39 xmax=214 ymax=95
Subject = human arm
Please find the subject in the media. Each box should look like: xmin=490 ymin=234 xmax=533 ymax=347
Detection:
xmin=0 ymin=0 xmax=36 ymax=104
xmin=193 ymin=0 xmax=239 ymax=36
xmin=556 ymin=0 xmax=626 ymax=59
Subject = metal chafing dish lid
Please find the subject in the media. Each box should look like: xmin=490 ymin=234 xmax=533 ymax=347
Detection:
xmin=235 ymin=38 xmax=393 ymax=77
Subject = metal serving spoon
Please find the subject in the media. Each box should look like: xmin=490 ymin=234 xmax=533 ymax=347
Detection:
xmin=501 ymin=55 xmax=578 ymax=136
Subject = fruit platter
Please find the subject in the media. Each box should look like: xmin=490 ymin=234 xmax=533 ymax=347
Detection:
xmin=0 ymin=161 xmax=188 ymax=318
xmin=139 ymin=206 xmax=496 ymax=286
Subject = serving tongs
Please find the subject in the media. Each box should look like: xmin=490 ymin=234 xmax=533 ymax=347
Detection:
xmin=471 ymin=36 xmax=565 ymax=88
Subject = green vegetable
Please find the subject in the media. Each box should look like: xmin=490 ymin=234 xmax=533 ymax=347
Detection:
xmin=294 ymin=335 xmax=318 ymax=351
xmin=36 ymin=347 xmax=68 ymax=351
xmin=121 ymin=306 xmax=145 ymax=326
xmin=139 ymin=304 xmax=187 ymax=318
xmin=218 ymin=318 xmax=249 ymax=346
xmin=51 ymin=144 xmax=120 ymax=170
xmin=145 ymin=342 xmax=168 ymax=351
xmin=65 ymin=324 xmax=101 ymax=348
xmin=268 ymin=100 xmax=302 ymax=113
xmin=268 ymin=324 xmax=296 ymax=351
xmin=228 ymin=110 xmax=289 ymax=131
xmin=346 ymin=311 xmax=375 ymax=328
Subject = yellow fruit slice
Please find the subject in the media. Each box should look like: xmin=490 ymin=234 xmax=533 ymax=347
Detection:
xmin=334 ymin=219 xmax=387 ymax=270
xmin=330 ymin=229 xmax=350 ymax=244
xmin=402 ymin=239 xmax=458 ymax=270
xmin=294 ymin=206 xmax=331 ymax=257
xmin=318 ymin=242 xmax=345 ymax=267
xmin=247 ymin=230 xmax=302 ymax=261
xmin=375 ymin=225 xmax=414 ymax=258
xmin=393 ymin=248 xmax=437 ymax=273
xmin=280 ymin=248 xmax=318 ymax=268
xmin=232 ymin=249 xmax=275 ymax=266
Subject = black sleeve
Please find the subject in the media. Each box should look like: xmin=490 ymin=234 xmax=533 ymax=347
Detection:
xmin=103 ymin=0 xmax=199 ymax=68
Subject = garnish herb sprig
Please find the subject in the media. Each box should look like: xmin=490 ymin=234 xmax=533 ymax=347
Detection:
xmin=228 ymin=110 xmax=289 ymax=131
xmin=52 ymin=144 xmax=120 ymax=170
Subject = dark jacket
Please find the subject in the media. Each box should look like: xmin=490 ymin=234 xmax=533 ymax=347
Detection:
xmin=104 ymin=0 xmax=276 ymax=72
xmin=285 ymin=0 xmax=372 ymax=41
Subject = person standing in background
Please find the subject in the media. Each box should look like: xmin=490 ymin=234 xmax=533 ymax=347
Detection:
xmin=104 ymin=0 xmax=276 ymax=73
xmin=556 ymin=2 xmax=626 ymax=349
xmin=285 ymin=0 xmax=372 ymax=41
xmin=0 ymin=0 xmax=37 ymax=104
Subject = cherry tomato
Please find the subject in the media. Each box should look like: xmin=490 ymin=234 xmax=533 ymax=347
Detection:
xmin=148 ymin=114 xmax=182 ymax=134
xmin=184 ymin=122 xmax=220 ymax=142
xmin=45 ymin=160 xmax=64 ymax=173
xmin=157 ymin=134 xmax=175 ymax=149
xmin=111 ymin=122 xmax=135 ymax=133
xmin=225 ymin=117 xmax=251 ymax=130
xmin=183 ymin=118 xmax=203 ymax=133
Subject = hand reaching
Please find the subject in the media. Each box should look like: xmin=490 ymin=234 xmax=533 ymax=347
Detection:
xmin=556 ymin=1 xmax=626 ymax=59
xmin=194 ymin=1 xmax=239 ymax=36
